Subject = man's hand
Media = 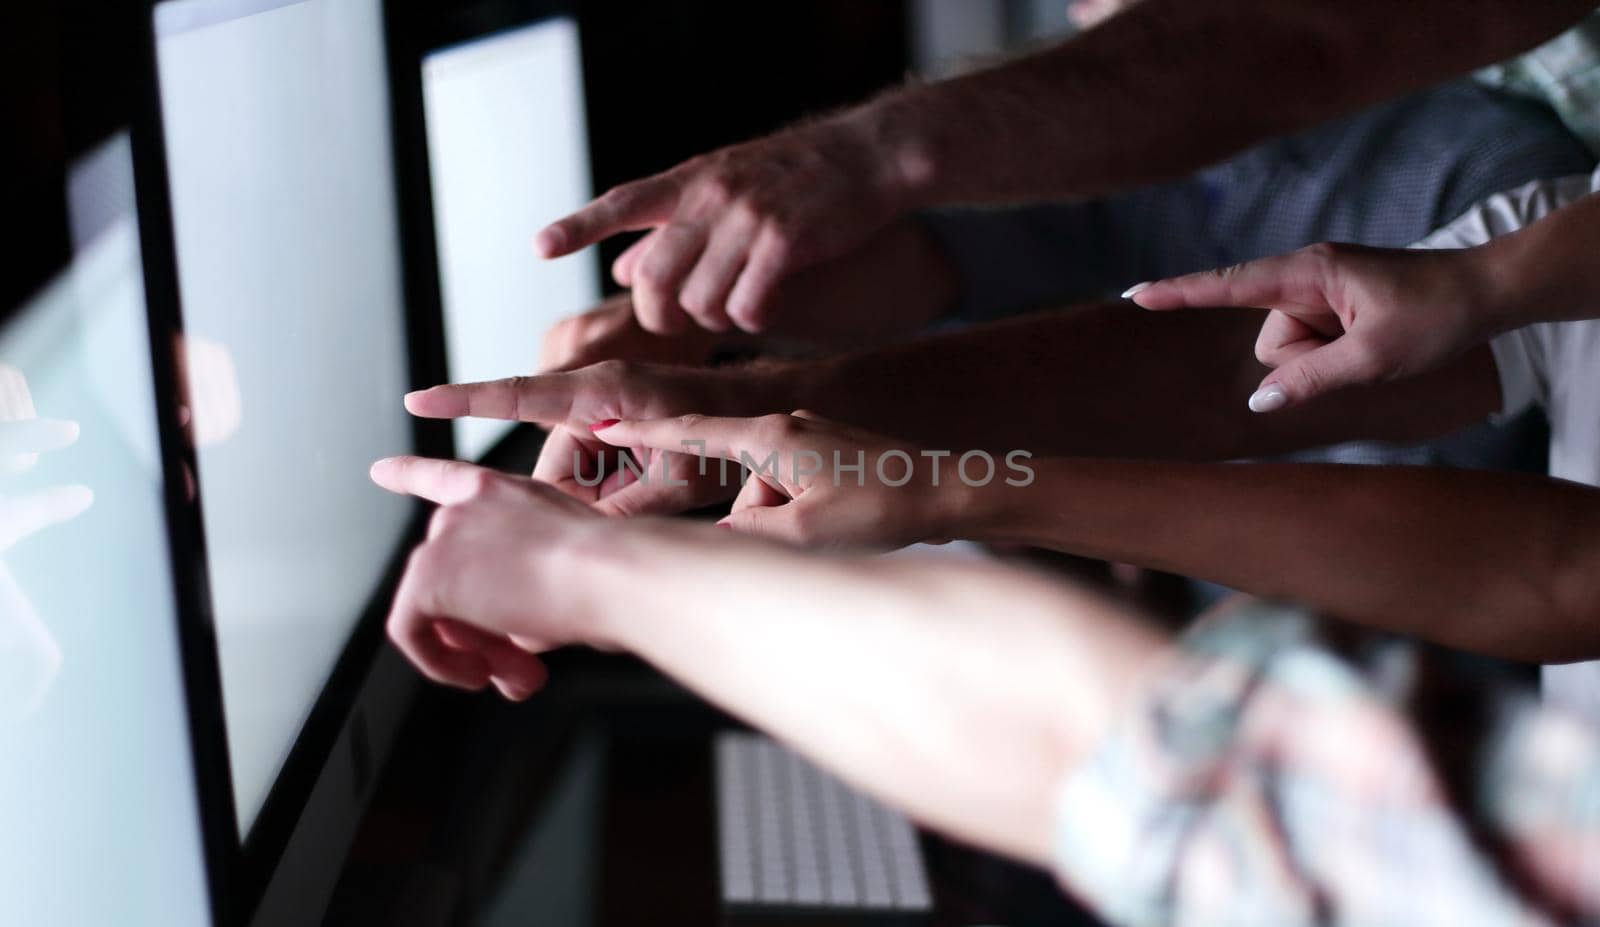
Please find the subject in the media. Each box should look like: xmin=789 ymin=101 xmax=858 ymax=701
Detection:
xmin=535 ymin=112 xmax=923 ymax=336
xmin=370 ymin=456 xmax=621 ymax=700
xmin=540 ymin=294 xmax=729 ymax=373
xmin=1127 ymin=243 xmax=1491 ymax=412
xmin=404 ymin=361 xmax=794 ymax=517
xmin=593 ymin=412 xmax=974 ymax=549
xmin=540 ymin=220 xmax=959 ymax=374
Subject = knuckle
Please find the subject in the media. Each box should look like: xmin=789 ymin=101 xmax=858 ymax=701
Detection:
xmin=590 ymin=358 xmax=635 ymax=385
xmin=676 ymin=412 xmax=708 ymax=432
xmin=757 ymin=412 xmax=799 ymax=442
xmin=762 ymin=227 xmax=798 ymax=264
xmin=465 ymin=469 xmax=498 ymax=497
xmin=677 ymin=287 xmax=709 ymax=317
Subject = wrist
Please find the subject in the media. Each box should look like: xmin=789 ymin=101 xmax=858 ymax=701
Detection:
xmin=539 ymin=517 xmax=663 ymax=651
xmin=923 ymin=469 xmax=996 ymax=544
xmin=841 ymin=93 xmax=941 ymax=213
xmin=1468 ymin=237 xmax=1536 ymax=339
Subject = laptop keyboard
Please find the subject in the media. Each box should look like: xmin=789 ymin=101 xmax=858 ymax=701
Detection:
xmin=715 ymin=732 xmax=933 ymax=913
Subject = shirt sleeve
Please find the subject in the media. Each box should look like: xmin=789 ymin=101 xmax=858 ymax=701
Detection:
xmin=1489 ymin=328 xmax=1545 ymax=419
xmin=1050 ymin=602 xmax=1600 ymax=927
xmin=1405 ymin=169 xmax=1600 ymax=420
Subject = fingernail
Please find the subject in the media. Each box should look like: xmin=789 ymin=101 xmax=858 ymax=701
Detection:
xmin=588 ymin=419 xmax=620 ymax=432
xmin=534 ymin=226 xmax=566 ymax=257
xmin=1248 ymin=385 xmax=1289 ymax=413
xmin=1121 ymin=282 xmax=1153 ymax=300
xmin=492 ymin=677 xmax=532 ymax=701
xmin=715 ymin=518 xmax=733 ymax=529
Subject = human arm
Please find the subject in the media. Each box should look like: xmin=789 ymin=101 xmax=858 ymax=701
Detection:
xmin=368 ymin=455 xmax=1600 ymax=922
xmin=367 ymin=454 xmax=1167 ymax=867
xmin=593 ymin=413 xmax=1600 ymax=661
xmin=409 ymin=299 xmax=1502 ymax=518
xmin=1128 ymin=189 xmax=1600 ymax=411
xmin=539 ymin=0 xmax=1592 ymax=333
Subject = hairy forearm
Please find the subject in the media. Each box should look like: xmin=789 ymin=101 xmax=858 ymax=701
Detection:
xmin=780 ymin=303 xmax=1498 ymax=459
xmin=870 ymin=0 xmax=1591 ymax=206
xmin=579 ymin=521 xmax=1167 ymax=866
xmin=960 ymin=459 xmax=1600 ymax=661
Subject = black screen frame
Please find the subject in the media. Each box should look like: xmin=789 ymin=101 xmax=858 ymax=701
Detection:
xmin=131 ymin=0 xmax=453 ymax=919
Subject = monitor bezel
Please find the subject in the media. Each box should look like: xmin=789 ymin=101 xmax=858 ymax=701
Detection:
xmin=132 ymin=0 xmax=452 ymax=919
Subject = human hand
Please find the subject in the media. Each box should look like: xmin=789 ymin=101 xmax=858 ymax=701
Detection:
xmin=404 ymin=360 xmax=789 ymax=517
xmin=370 ymin=456 xmax=623 ymax=700
xmin=540 ymin=293 xmax=731 ymax=372
xmin=593 ymin=412 xmax=995 ymax=549
xmin=1125 ymin=243 xmax=1491 ymax=412
xmin=534 ymin=110 xmax=924 ymax=335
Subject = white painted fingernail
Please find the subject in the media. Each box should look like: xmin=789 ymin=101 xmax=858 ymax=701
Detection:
xmin=1247 ymin=385 xmax=1289 ymax=413
xmin=1121 ymin=282 xmax=1153 ymax=300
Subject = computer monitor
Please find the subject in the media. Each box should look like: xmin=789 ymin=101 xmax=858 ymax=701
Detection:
xmin=0 ymin=132 xmax=214 ymax=927
xmin=421 ymin=14 xmax=600 ymax=459
xmin=147 ymin=0 xmax=430 ymax=921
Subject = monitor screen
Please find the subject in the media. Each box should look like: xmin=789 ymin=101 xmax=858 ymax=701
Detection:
xmin=0 ymin=134 xmax=212 ymax=926
xmin=154 ymin=0 xmax=414 ymax=836
xmin=422 ymin=16 xmax=599 ymax=459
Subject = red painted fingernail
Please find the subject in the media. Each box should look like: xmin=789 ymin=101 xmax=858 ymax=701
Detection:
xmin=589 ymin=419 xmax=620 ymax=432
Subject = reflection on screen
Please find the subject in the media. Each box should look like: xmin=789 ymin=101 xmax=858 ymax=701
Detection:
xmin=156 ymin=0 xmax=414 ymax=835
xmin=0 ymin=134 xmax=212 ymax=926
xmin=423 ymin=17 xmax=599 ymax=459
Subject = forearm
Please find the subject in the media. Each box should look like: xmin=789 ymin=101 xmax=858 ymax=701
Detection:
xmin=1481 ymin=192 xmax=1600 ymax=331
xmin=960 ymin=459 xmax=1600 ymax=661
xmin=577 ymin=521 xmax=1168 ymax=866
xmin=780 ymin=303 xmax=1498 ymax=459
xmin=868 ymin=0 xmax=1591 ymax=206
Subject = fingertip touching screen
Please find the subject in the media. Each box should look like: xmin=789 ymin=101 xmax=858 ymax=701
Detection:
xmin=422 ymin=16 xmax=599 ymax=459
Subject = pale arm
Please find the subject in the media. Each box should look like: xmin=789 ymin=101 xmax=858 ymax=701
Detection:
xmin=369 ymin=456 xmax=1168 ymax=869
xmin=586 ymin=520 xmax=1167 ymax=867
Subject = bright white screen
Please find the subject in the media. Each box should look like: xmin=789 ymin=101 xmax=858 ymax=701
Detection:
xmin=155 ymin=0 xmax=413 ymax=835
xmin=0 ymin=134 xmax=213 ymax=927
xmin=423 ymin=18 xmax=600 ymax=459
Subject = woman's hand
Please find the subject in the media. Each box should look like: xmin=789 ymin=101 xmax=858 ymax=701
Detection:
xmin=593 ymin=412 xmax=1009 ymax=549
xmin=1126 ymin=243 xmax=1494 ymax=412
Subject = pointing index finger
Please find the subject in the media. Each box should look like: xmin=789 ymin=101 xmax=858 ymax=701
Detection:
xmin=534 ymin=176 xmax=680 ymax=259
xmin=1124 ymin=252 xmax=1320 ymax=313
xmin=404 ymin=374 xmax=576 ymax=425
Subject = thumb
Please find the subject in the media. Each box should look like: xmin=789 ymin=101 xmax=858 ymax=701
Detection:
xmin=718 ymin=502 xmax=806 ymax=545
xmin=591 ymin=476 xmax=705 ymax=518
xmin=1251 ymin=336 xmax=1382 ymax=412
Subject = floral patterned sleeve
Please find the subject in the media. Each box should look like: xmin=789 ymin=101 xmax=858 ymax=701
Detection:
xmin=1051 ymin=602 xmax=1600 ymax=927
